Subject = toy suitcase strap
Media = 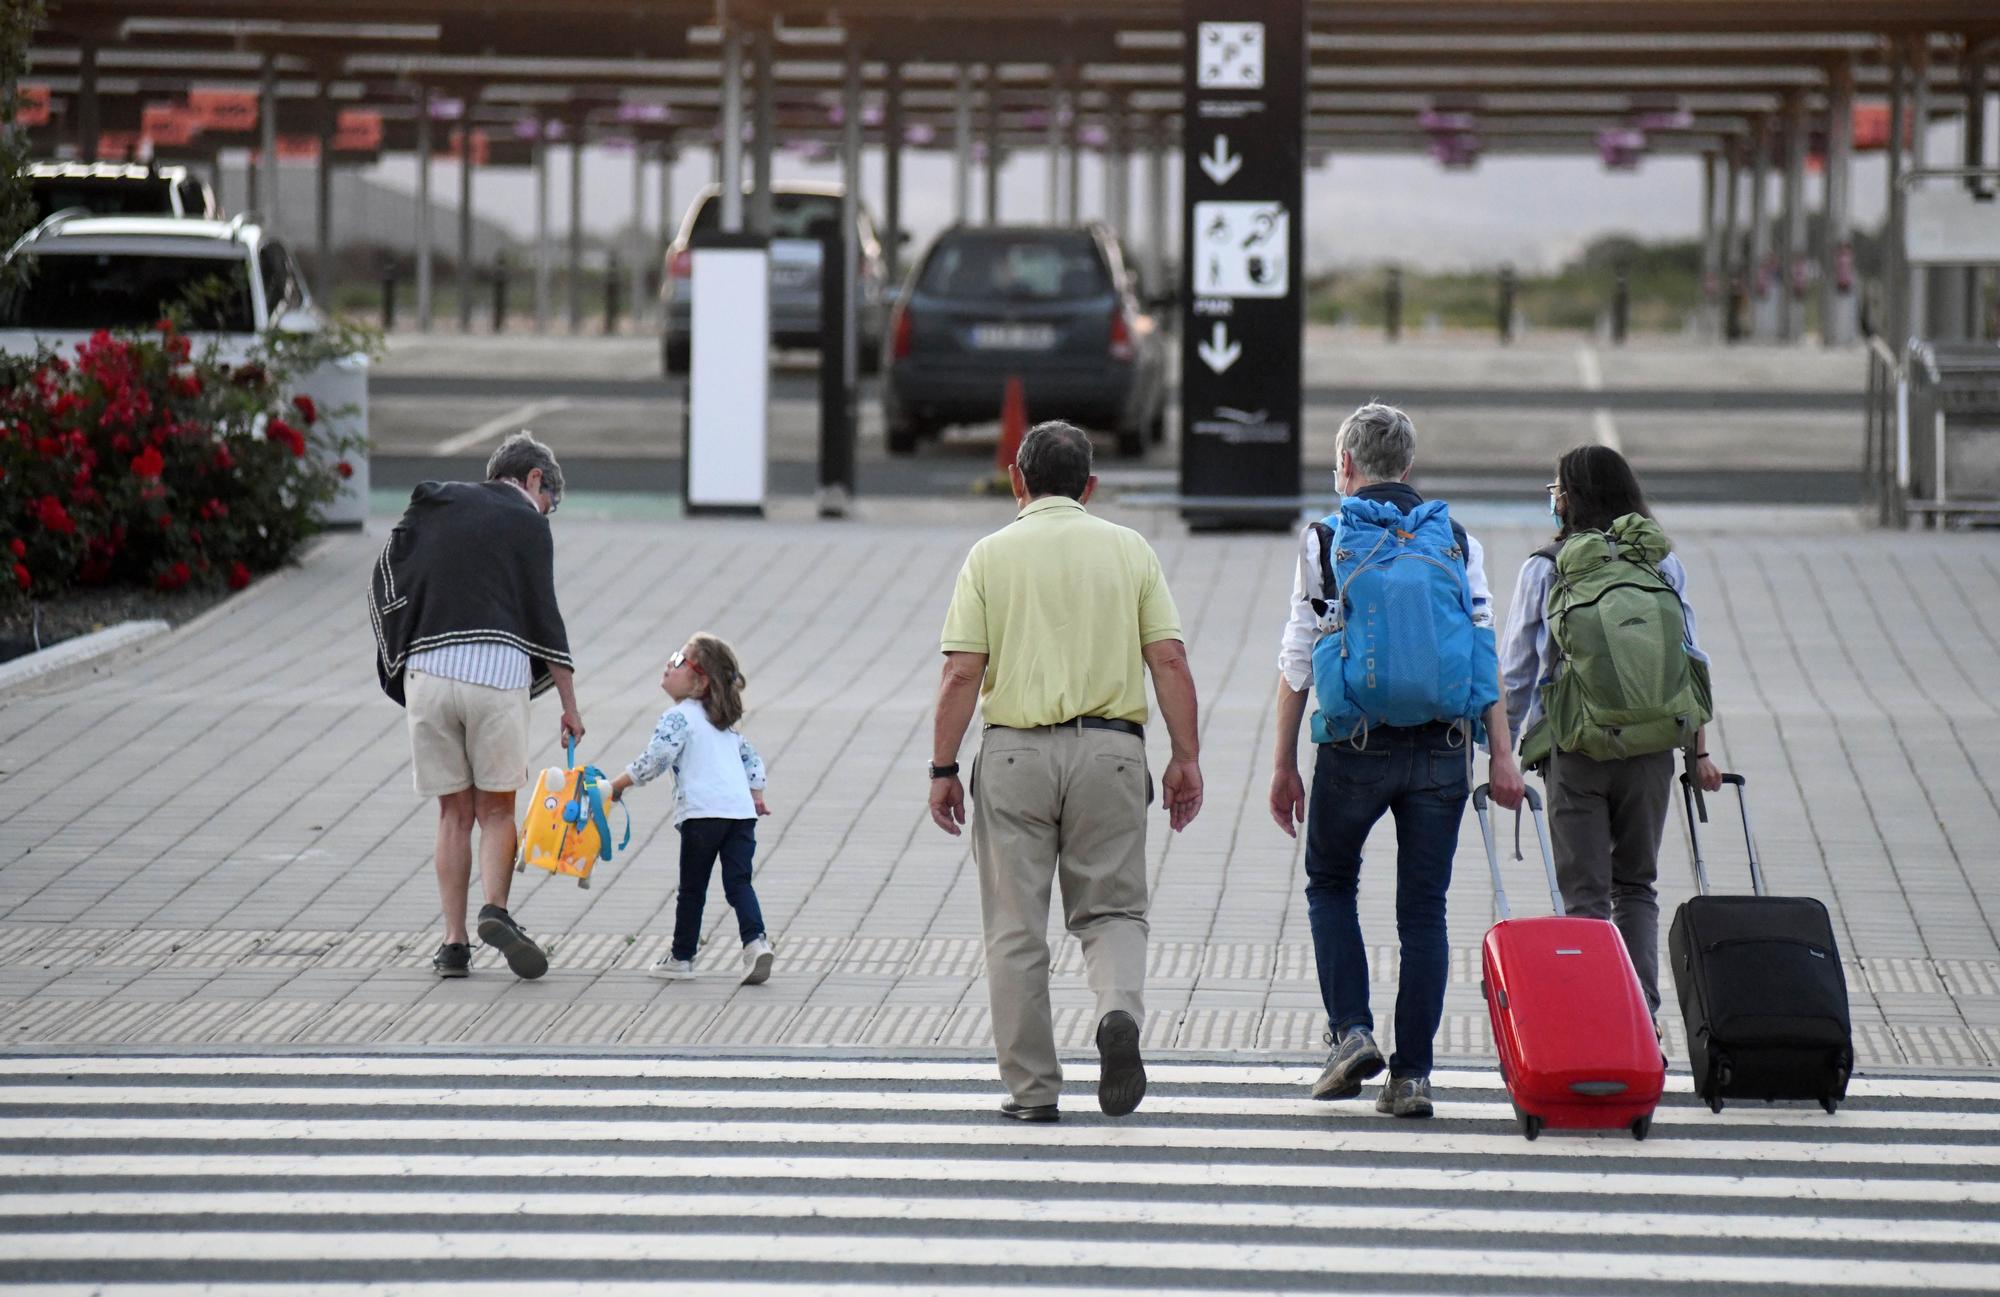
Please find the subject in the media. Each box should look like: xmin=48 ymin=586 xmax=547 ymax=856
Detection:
xmin=517 ymin=738 xmax=632 ymax=889
xmin=1667 ymin=772 xmax=1851 ymax=1114
xmin=1475 ymin=783 xmax=1664 ymax=1143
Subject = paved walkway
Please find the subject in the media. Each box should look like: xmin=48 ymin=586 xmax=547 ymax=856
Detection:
xmin=2 ymin=499 xmax=1997 ymax=1069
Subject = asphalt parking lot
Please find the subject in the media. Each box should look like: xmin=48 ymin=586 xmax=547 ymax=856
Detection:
xmin=368 ymin=328 xmax=1869 ymax=504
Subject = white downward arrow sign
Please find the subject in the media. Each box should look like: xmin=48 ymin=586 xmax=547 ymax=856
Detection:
xmin=1197 ymin=321 xmax=1242 ymax=373
xmin=1199 ymin=134 xmax=1242 ymax=185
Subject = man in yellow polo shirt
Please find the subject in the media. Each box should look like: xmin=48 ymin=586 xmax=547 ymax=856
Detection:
xmin=930 ymin=420 xmax=1204 ymax=1123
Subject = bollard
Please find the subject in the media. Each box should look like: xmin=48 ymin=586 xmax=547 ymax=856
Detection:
xmin=1611 ymin=266 xmax=1630 ymax=346
xmin=491 ymin=260 xmax=509 ymax=334
xmin=1385 ymin=266 xmax=1403 ymax=342
xmin=604 ymin=255 xmax=621 ymax=335
xmin=381 ymin=274 xmax=397 ymax=331
xmin=1497 ymin=264 xmax=1516 ymax=344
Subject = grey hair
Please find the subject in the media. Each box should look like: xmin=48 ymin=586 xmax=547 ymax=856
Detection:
xmin=486 ymin=430 xmax=564 ymax=498
xmin=1016 ymin=420 xmax=1094 ymax=500
xmin=1336 ymin=403 xmax=1417 ymax=484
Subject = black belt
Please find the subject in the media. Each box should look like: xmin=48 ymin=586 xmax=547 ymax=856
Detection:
xmin=990 ymin=716 xmax=1145 ymax=740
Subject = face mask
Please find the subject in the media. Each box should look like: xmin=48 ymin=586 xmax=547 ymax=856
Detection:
xmin=1548 ymin=491 xmax=1562 ymax=519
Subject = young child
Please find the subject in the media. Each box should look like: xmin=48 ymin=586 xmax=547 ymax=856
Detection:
xmin=608 ymin=633 xmax=774 ymax=984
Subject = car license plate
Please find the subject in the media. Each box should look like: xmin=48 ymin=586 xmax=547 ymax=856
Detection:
xmin=771 ymin=265 xmax=814 ymax=289
xmin=970 ymin=323 xmax=1057 ymax=351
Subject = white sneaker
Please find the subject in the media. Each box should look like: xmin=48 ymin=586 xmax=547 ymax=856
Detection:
xmin=650 ymin=956 xmax=699 ymax=979
xmin=742 ymin=936 xmax=775 ymax=986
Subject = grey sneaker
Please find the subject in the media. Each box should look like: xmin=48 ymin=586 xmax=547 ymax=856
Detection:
xmin=1311 ymin=1027 xmax=1386 ymax=1100
xmin=741 ymin=936 xmax=775 ymax=986
xmin=1375 ymin=1074 xmax=1434 ymax=1118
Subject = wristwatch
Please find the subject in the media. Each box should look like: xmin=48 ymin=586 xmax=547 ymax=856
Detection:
xmin=928 ymin=761 xmax=960 ymax=780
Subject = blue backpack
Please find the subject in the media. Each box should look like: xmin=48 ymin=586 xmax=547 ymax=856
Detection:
xmin=1309 ymin=496 xmax=1500 ymax=744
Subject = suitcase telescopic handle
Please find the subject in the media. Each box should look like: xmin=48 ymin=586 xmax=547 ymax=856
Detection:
xmin=1472 ymin=783 xmax=1563 ymax=920
xmin=1680 ymin=772 xmax=1763 ymax=897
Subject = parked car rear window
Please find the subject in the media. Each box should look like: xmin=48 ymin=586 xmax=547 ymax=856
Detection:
xmin=916 ymin=235 xmax=1109 ymax=301
xmin=1 ymin=252 xmax=255 ymax=332
xmin=30 ymin=178 xmax=178 ymax=223
xmin=692 ymin=192 xmax=844 ymax=241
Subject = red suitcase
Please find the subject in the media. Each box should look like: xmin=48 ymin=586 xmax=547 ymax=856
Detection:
xmin=1475 ymin=783 xmax=1665 ymax=1141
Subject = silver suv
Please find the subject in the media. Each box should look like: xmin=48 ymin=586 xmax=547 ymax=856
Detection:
xmin=659 ymin=181 xmax=888 ymax=376
xmin=0 ymin=212 xmax=313 ymax=362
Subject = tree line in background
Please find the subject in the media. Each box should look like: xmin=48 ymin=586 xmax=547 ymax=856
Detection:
xmin=1310 ymin=223 xmax=1889 ymax=336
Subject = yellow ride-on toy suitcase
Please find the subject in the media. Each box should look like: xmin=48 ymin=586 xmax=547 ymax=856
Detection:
xmin=516 ymin=739 xmax=629 ymax=889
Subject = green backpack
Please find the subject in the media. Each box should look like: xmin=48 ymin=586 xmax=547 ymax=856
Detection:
xmin=1522 ymin=513 xmax=1712 ymax=768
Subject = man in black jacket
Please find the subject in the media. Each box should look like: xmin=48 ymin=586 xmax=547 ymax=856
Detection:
xmin=369 ymin=432 xmax=584 ymax=980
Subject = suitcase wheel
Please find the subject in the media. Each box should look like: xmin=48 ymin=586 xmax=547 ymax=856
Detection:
xmin=1518 ymin=1112 xmax=1543 ymax=1142
xmin=1820 ymin=1094 xmax=1839 ymax=1115
xmin=577 ymin=876 xmax=591 ymax=890
xmin=1707 ymin=1094 xmax=1725 ymax=1114
xmin=1630 ymin=1115 xmax=1652 ymax=1141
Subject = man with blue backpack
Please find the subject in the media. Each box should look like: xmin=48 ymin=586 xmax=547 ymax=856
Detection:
xmin=1269 ymin=404 xmax=1524 ymax=1118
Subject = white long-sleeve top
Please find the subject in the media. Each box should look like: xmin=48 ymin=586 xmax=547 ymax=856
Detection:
xmin=1500 ymin=550 xmax=1710 ymax=745
xmin=1276 ymin=520 xmax=1495 ymax=694
xmin=626 ymin=697 xmax=767 ymax=826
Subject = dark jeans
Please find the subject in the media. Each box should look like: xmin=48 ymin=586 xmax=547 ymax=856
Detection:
xmin=673 ymin=817 xmax=765 ymax=961
xmin=1303 ymin=726 xmax=1472 ymax=1078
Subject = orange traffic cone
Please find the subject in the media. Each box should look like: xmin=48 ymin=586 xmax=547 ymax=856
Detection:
xmin=979 ymin=376 xmax=1027 ymax=494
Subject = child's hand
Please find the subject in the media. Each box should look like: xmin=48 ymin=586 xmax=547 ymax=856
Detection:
xmin=607 ymin=774 xmax=631 ymax=803
xmin=753 ymin=791 xmax=771 ymax=817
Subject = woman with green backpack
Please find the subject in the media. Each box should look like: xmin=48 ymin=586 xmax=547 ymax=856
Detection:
xmin=1499 ymin=445 xmax=1724 ymax=1029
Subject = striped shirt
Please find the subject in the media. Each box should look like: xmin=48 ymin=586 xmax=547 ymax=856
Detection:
xmin=407 ymin=640 xmax=533 ymax=691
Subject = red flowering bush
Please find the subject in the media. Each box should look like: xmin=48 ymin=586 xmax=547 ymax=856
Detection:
xmin=1 ymin=318 xmax=371 ymax=602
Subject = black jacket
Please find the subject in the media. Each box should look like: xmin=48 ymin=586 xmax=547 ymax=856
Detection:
xmin=368 ymin=481 xmax=573 ymax=706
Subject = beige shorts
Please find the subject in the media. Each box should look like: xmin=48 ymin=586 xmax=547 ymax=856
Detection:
xmin=406 ymin=669 xmax=532 ymax=797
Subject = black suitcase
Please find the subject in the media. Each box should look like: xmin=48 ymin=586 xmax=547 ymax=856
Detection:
xmin=1667 ymin=773 xmax=1853 ymax=1114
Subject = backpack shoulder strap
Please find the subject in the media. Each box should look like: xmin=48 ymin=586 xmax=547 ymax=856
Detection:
xmin=1309 ymin=519 xmax=1338 ymax=617
xmin=1533 ymin=542 xmax=1561 ymax=563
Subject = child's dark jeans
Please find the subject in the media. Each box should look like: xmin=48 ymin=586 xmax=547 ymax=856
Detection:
xmin=672 ymin=817 xmax=765 ymax=961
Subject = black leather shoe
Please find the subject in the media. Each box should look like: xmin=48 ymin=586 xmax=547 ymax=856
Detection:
xmin=476 ymin=904 xmax=548 ymax=980
xmin=999 ymin=1099 xmax=1060 ymax=1123
xmin=1096 ymin=1009 xmax=1147 ymax=1117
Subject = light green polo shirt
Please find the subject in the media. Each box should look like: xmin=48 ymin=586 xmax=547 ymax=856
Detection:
xmin=939 ymin=496 xmax=1183 ymax=728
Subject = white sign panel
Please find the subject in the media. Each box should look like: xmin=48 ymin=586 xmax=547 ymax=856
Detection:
xmin=1197 ymin=22 xmax=1264 ymax=90
xmin=1905 ymin=188 xmax=2000 ymax=265
xmin=688 ymin=245 xmax=769 ymax=512
xmin=1192 ymin=200 xmax=1290 ymax=298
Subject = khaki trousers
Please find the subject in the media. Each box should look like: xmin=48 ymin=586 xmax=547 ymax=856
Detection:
xmin=971 ymin=724 xmax=1151 ymax=1106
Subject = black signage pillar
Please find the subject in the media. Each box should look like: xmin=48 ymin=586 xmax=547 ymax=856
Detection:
xmin=1179 ymin=0 xmax=1305 ymax=531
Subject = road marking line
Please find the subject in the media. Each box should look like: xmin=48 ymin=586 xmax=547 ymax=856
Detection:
xmin=4 ymin=1086 xmax=1990 ymax=1132
xmin=432 ymin=398 xmax=571 ymax=456
xmin=1576 ymin=344 xmax=1622 ymax=451
xmin=6 ymin=1192 xmax=1994 ymax=1247
xmin=7 ymin=1117 xmax=1993 ymax=1166
xmin=8 ymin=1153 xmax=1990 ymax=1204
xmin=5 ymin=1233 xmax=1996 ymax=1288
xmin=4 ymin=1058 xmax=1993 ymax=1101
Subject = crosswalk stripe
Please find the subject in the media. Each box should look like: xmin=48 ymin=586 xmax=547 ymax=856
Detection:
xmin=5 ymin=1055 xmax=1996 ymax=1295
xmin=6 ymin=1232 xmax=1997 ymax=1289
xmin=5 ymin=1192 xmax=1995 ymax=1247
xmin=0 ymin=1287 xmax=1430 ymax=1297
xmin=5 ymin=1152 xmax=1993 ymax=1205
xmin=5 ymin=1055 xmax=1996 ymax=1100
xmin=10 ymin=1115 xmax=1992 ymax=1166
xmin=5 ymin=1084 xmax=1993 ymax=1132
